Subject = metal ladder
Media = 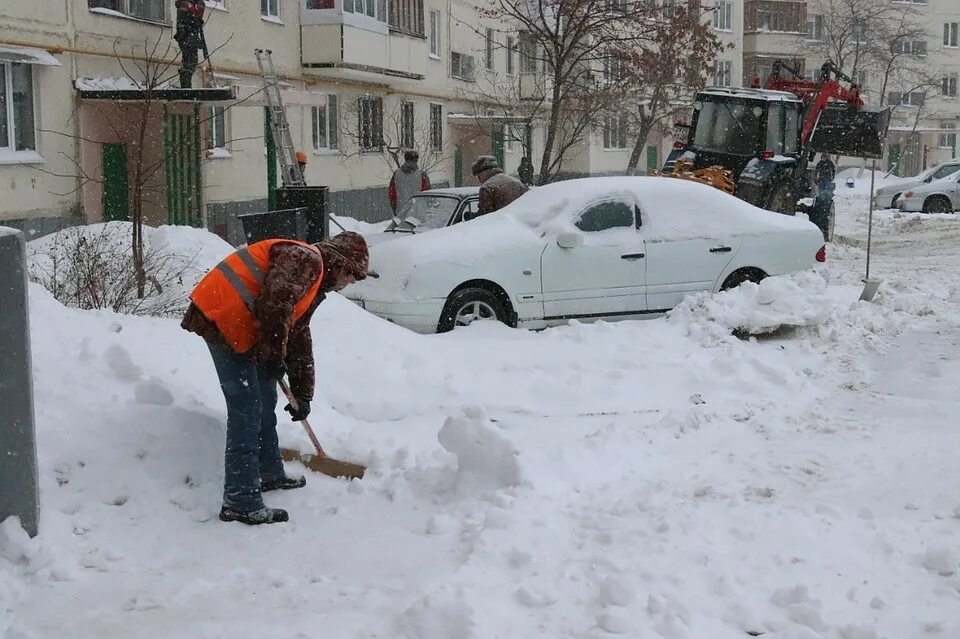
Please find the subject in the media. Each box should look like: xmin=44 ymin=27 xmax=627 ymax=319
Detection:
xmin=254 ymin=48 xmax=305 ymax=187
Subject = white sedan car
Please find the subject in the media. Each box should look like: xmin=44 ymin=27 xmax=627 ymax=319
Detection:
xmin=873 ymin=160 xmax=960 ymax=209
xmin=898 ymin=171 xmax=960 ymax=214
xmin=345 ymin=177 xmax=826 ymax=334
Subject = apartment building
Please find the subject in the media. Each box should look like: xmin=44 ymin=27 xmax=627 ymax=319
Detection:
xmin=0 ymin=0 xmax=554 ymax=240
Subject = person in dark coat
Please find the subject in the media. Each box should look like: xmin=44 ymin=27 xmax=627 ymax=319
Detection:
xmin=389 ymin=150 xmax=431 ymax=213
xmin=809 ymin=154 xmax=836 ymax=241
xmin=518 ymin=156 xmax=535 ymax=187
xmin=175 ymin=0 xmax=206 ymax=89
xmin=470 ymin=155 xmax=529 ymax=218
xmin=182 ymin=232 xmax=371 ymax=525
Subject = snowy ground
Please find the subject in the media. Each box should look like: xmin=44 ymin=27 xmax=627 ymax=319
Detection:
xmin=3 ymin=190 xmax=960 ymax=638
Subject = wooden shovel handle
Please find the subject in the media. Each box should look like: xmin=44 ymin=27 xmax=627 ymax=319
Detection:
xmin=278 ymin=378 xmax=328 ymax=459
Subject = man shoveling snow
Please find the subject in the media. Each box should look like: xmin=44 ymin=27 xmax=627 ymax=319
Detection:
xmin=181 ymin=232 xmax=371 ymax=525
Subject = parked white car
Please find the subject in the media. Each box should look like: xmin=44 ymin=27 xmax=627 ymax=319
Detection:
xmin=345 ymin=177 xmax=826 ymax=334
xmin=873 ymin=160 xmax=960 ymax=209
xmin=898 ymin=171 xmax=960 ymax=213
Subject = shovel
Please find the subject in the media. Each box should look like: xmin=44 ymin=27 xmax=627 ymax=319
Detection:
xmin=277 ymin=379 xmax=366 ymax=480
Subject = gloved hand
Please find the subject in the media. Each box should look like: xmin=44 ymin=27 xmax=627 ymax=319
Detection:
xmin=260 ymin=360 xmax=287 ymax=381
xmin=284 ymin=398 xmax=311 ymax=422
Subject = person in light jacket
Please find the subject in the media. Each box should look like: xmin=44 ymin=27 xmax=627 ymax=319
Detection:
xmin=389 ymin=150 xmax=431 ymax=213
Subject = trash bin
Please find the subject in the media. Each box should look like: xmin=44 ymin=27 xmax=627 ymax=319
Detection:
xmin=275 ymin=186 xmax=329 ymax=243
xmin=238 ymin=207 xmax=309 ymax=244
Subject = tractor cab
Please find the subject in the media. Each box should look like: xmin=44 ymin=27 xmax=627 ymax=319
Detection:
xmin=682 ymin=87 xmax=804 ymax=180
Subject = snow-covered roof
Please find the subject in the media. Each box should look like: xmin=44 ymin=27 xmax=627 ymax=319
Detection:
xmin=74 ymin=77 xmax=170 ymax=92
xmin=0 ymin=44 xmax=61 ymax=66
xmin=421 ymin=187 xmax=480 ymax=197
xmin=698 ymin=87 xmax=802 ymax=103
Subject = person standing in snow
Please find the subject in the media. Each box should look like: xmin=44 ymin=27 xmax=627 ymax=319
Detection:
xmin=518 ymin=156 xmax=535 ymax=187
xmin=389 ymin=150 xmax=431 ymax=213
xmin=175 ymin=0 xmax=206 ymax=89
xmin=182 ymin=232 xmax=371 ymax=525
xmin=469 ymin=155 xmax=529 ymax=218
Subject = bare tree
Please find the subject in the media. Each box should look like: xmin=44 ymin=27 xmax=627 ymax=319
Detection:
xmin=473 ymin=0 xmax=669 ymax=183
xmin=623 ymin=3 xmax=725 ymax=173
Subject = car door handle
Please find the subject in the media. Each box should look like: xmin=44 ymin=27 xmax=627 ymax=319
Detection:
xmin=709 ymin=246 xmax=732 ymax=253
xmin=620 ymin=253 xmax=645 ymax=260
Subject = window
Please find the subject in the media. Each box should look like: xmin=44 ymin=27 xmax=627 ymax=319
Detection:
xmin=506 ymin=36 xmax=515 ymax=75
xmin=602 ymin=51 xmax=625 ymax=83
xmin=429 ymin=10 xmax=441 ymax=57
xmin=261 ymin=0 xmax=280 ymax=19
xmin=714 ymin=1 xmax=732 ymax=31
xmin=753 ymin=1 xmax=802 ymax=33
xmin=344 ymin=0 xmax=385 ymax=20
xmin=943 ymin=73 xmax=958 ymax=97
xmin=806 ymin=14 xmax=823 ymax=41
xmin=939 ymin=123 xmax=957 ymax=150
xmin=602 ymin=113 xmax=628 ymax=150
xmin=713 ymin=60 xmax=732 ymax=87
xmin=430 ymin=103 xmax=442 ymax=151
xmin=485 ymin=29 xmax=495 ymax=70
xmin=888 ymin=91 xmax=925 ymax=107
xmin=575 ymin=200 xmax=634 ymax=232
xmin=389 ymin=0 xmax=424 ymax=36
xmin=765 ymin=102 xmax=800 ymax=156
xmin=206 ymin=106 xmax=226 ymax=150
xmin=312 ymin=95 xmax=339 ymax=150
xmin=400 ymin=101 xmax=415 ymax=149
xmin=606 ymin=0 xmax=627 ymax=14
xmin=519 ymin=33 xmax=538 ymax=74
xmin=0 ymin=63 xmax=36 ymax=152
xmin=892 ymin=39 xmax=927 ymax=55
xmin=945 ymin=22 xmax=959 ymax=48
xmin=852 ymin=21 xmax=867 ymax=43
xmin=358 ymin=96 xmax=383 ymax=152
xmin=88 ymin=0 xmax=166 ymax=21
xmin=307 ymin=0 xmax=335 ymax=8
xmin=451 ymin=52 xmax=475 ymax=81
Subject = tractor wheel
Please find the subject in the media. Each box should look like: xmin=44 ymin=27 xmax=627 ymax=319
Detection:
xmin=767 ymin=180 xmax=796 ymax=215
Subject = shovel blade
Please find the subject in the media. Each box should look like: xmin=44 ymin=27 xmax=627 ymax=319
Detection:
xmin=280 ymin=447 xmax=365 ymax=480
xmin=859 ymin=278 xmax=882 ymax=302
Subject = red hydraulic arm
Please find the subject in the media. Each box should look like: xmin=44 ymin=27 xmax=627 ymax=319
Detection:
xmin=760 ymin=61 xmax=865 ymax=147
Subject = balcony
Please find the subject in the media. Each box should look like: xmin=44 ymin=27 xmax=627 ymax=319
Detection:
xmin=300 ymin=1 xmax=426 ymax=81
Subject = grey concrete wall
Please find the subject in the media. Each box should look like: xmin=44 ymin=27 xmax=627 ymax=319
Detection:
xmin=0 ymin=215 xmax=77 ymax=241
xmin=0 ymin=229 xmax=39 ymax=537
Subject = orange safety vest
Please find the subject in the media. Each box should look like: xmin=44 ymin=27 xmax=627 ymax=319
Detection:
xmin=190 ymin=239 xmax=325 ymax=354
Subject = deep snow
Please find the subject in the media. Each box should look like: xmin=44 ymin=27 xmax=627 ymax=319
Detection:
xmin=2 ymin=191 xmax=960 ymax=638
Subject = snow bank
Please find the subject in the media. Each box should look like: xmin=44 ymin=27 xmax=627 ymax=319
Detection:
xmin=27 ymin=222 xmax=232 ymax=317
xmin=330 ymin=215 xmax=390 ymax=238
xmin=670 ymin=271 xmax=832 ymax=340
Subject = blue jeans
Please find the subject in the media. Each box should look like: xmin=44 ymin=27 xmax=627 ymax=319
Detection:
xmin=206 ymin=341 xmax=286 ymax=512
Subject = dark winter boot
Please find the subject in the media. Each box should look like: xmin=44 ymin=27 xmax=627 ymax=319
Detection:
xmin=219 ymin=506 xmax=289 ymax=525
xmin=261 ymin=474 xmax=307 ymax=493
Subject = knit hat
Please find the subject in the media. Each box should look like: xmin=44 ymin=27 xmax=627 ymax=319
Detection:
xmin=471 ymin=155 xmax=500 ymax=175
xmin=315 ymin=231 xmax=371 ymax=281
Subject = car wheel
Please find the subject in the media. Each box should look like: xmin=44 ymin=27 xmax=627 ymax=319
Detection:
xmin=437 ymin=287 xmax=509 ymax=333
xmin=922 ymin=196 xmax=953 ymax=214
xmin=891 ymin=193 xmax=902 ymax=208
xmin=720 ymin=268 xmax=766 ymax=291
xmin=767 ymin=180 xmax=796 ymax=215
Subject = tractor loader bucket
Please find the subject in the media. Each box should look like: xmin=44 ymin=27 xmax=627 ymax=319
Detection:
xmin=810 ymin=105 xmax=891 ymax=159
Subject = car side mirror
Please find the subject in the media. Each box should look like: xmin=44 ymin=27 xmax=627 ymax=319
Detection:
xmin=557 ymin=233 xmax=584 ymax=249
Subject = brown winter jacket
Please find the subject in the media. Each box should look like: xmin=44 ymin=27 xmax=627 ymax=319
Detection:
xmin=182 ymin=243 xmax=326 ymax=400
xmin=476 ymin=170 xmax=529 ymax=216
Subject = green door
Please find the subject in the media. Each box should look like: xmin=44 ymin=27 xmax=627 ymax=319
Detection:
xmin=102 ymin=143 xmax=129 ymax=222
xmin=646 ymin=145 xmax=659 ymax=174
xmin=454 ymin=145 xmax=463 ymax=187
xmin=492 ymin=125 xmax=505 ymax=170
xmin=162 ymin=105 xmax=203 ymax=227
xmin=888 ymin=143 xmax=901 ymax=175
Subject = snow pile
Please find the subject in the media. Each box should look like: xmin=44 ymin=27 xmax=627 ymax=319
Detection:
xmin=437 ymin=408 xmax=522 ymax=496
xmin=330 ymin=215 xmax=390 ymax=238
xmin=670 ymin=271 xmax=832 ymax=341
xmin=27 ymin=222 xmax=232 ymax=317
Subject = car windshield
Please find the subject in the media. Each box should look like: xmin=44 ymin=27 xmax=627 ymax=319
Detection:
xmin=692 ymin=99 xmax=764 ymax=155
xmin=389 ymin=195 xmax=460 ymax=232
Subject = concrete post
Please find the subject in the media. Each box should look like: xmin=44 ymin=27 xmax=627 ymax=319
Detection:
xmin=0 ymin=228 xmax=39 ymax=537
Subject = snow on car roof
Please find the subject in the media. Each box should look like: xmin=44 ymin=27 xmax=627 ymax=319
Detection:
xmin=698 ymin=87 xmax=802 ymax=102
